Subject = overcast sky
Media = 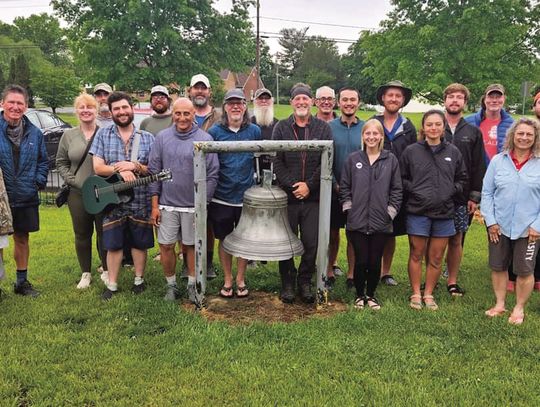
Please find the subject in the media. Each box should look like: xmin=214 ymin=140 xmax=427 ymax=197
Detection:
xmin=0 ymin=0 xmax=393 ymax=54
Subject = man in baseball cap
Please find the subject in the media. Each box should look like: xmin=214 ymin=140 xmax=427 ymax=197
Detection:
xmin=187 ymin=74 xmax=222 ymax=279
xmin=140 ymin=85 xmax=172 ymax=136
xmin=93 ymin=83 xmax=114 ymax=128
xmin=465 ymin=83 xmax=514 ymax=162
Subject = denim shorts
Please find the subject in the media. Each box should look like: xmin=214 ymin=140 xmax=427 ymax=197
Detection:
xmin=406 ymin=214 xmax=456 ymax=238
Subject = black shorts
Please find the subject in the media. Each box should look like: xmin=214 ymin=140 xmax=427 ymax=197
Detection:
xmin=209 ymin=202 xmax=242 ymax=241
xmin=11 ymin=206 xmax=39 ymax=233
xmin=330 ymin=197 xmax=347 ymax=229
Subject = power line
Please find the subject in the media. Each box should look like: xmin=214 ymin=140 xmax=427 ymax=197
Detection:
xmin=252 ymin=15 xmax=378 ymax=31
xmin=259 ymin=31 xmax=357 ymax=44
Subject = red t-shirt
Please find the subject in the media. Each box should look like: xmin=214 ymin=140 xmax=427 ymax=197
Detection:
xmin=479 ymin=118 xmax=501 ymax=160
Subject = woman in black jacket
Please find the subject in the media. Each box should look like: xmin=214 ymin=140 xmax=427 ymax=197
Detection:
xmin=340 ymin=119 xmax=402 ymax=309
xmin=400 ymin=110 xmax=468 ymax=310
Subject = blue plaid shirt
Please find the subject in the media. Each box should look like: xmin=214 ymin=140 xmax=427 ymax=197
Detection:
xmin=89 ymin=125 xmax=154 ymax=218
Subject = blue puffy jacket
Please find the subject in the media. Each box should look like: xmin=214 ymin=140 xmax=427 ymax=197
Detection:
xmin=0 ymin=114 xmax=49 ymax=207
xmin=464 ymin=109 xmax=514 ymax=162
xmin=208 ymin=122 xmax=261 ymax=204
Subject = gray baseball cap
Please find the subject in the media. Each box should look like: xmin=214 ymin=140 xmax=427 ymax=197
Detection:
xmin=254 ymin=88 xmax=272 ymax=99
xmin=223 ymin=88 xmax=246 ymax=102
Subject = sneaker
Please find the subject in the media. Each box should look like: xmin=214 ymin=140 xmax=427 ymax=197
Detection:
xmin=507 ymin=280 xmax=515 ymax=293
xmin=131 ymin=282 xmax=146 ymax=295
xmin=163 ymin=285 xmax=180 ymax=301
xmin=96 ymin=265 xmax=104 ymax=274
xmin=102 ymin=288 xmax=118 ymax=301
xmin=14 ymin=280 xmax=40 ymax=297
xmin=77 ymin=272 xmax=92 ymax=289
xmin=381 ymin=275 xmax=398 ymax=286
xmin=100 ymin=270 xmax=109 ymax=285
xmin=207 ymin=264 xmax=217 ymax=280
xmin=325 ymin=275 xmax=336 ymax=289
xmin=187 ymin=284 xmax=197 ymax=304
xmin=332 ymin=265 xmax=343 ymax=276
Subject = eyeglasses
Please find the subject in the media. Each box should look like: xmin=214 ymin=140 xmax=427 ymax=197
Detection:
xmin=317 ymin=97 xmax=335 ymax=103
xmin=152 ymin=95 xmax=168 ymax=100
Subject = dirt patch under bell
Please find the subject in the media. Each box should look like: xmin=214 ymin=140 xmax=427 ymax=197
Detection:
xmin=182 ymin=290 xmax=348 ymax=325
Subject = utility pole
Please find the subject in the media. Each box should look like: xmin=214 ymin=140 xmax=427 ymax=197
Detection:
xmin=256 ymin=0 xmax=261 ymax=87
xmin=275 ymin=53 xmax=280 ymax=105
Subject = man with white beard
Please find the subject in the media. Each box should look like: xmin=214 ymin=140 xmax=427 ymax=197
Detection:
xmin=251 ymin=88 xmax=278 ymax=173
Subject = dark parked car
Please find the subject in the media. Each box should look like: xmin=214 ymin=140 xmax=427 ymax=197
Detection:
xmin=24 ymin=109 xmax=72 ymax=168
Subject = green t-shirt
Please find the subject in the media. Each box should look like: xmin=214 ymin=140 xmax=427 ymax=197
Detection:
xmin=139 ymin=114 xmax=173 ymax=135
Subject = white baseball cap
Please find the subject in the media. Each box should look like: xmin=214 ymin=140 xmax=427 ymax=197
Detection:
xmin=190 ymin=74 xmax=210 ymax=88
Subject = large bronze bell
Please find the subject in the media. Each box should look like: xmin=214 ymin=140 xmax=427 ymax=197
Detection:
xmin=223 ymin=171 xmax=304 ymax=261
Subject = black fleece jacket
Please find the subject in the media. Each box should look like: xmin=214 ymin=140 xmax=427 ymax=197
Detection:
xmin=443 ymin=118 xmax=487 ymax=204
xmin=272 ymin=115 xmax=333 ymax=202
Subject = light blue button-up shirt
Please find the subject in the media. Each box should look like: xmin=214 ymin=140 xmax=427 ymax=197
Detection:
xmin=481 ymin=151 xmax=540 ymax=239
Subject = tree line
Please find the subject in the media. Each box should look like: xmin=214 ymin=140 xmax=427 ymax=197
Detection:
xmin=1 ymin=0 xmax=538 ymax=111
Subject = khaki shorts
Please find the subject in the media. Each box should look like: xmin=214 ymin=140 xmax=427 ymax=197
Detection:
xmin=488 ymin=235 xmax=539 ymax=276
xmin=157 ymin=210 xmax=195 ymax=246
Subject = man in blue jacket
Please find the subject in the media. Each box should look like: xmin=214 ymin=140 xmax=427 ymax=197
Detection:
xmin=0 ymin=84 xmax=49 ymax=297
xmin=208 ymin=89 xmax=261 ymax=298
xmin=465 ymin=83 xmax=514 ymax=163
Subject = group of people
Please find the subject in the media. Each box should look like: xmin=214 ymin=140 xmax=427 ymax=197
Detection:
xmin=0 ymin=76 xmax=539 ymax=324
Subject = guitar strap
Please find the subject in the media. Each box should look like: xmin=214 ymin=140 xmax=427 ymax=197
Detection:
xmin=131 ymin=131 xmax=141 ymax=162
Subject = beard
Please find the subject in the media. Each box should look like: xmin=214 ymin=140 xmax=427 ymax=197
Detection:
xmin=446 ymin=105 xmax=463 ymax=115
xmin=112 ymin=112 xmax=134 ymax=127
xmin=152 ymin=102 xmax=169 ymax=114
xmin=253 ymin=104 xmax=274 ymax=127
xmin=192 ymin=95 xmax=208 ymax=107
xmin=99 ymin=103 xmax=110 ymax=115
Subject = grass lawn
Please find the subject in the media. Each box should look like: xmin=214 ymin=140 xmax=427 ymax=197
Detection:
xmin=0 ymin=206 xmax=539 ymax=405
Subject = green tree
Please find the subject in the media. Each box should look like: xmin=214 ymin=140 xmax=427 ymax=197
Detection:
xmin=7 ymin=57 xmax=16 ymax=84
xmin=0 ymin=65 xmax=5 ymax=92
xmin=13 ymin=13 xmax=69 ymax=66
xmin=359 ymin=0 xmax=540 ymax=106
xmin=342 ymin=33 xmax=378 ymax=105
xmin=33 ymin=66 xmax=80 ymax=113
xmin=277 ymin=27 xmax=308 ymax=79
xmin=52 ymin=0 xmax=255 ymax=91
xmin=293 ymin=37 xmax=344 ymax=92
